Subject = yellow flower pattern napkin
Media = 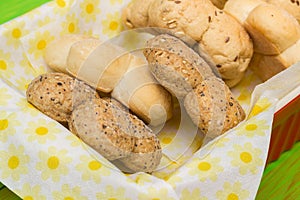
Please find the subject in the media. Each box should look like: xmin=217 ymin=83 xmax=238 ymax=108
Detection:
xmin=1 ymin=0 xmax=300 ymax=199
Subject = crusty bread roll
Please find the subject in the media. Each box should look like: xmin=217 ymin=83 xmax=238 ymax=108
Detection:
xmin=143 ymin=34 xmax=215 ymax=99
xmin=144 ymin=34 xmax=245 ymax=138
xmin=66 ymin=39 xmax=131 ymax=93
xmin=118 ymin=123 xmax=162 ymax=173
xmin=223 ymin=0 xmax=264 ymax=24
xmin=111 ymin=55 xmax=173 ymax=126
xmin=122 ymin=0 xmax=253 ymax=87
xmin=244 ymin=4 xmax=300 ymax=55
xmin=69 ymin=98 xmax=162 ymax=172
xmin=184 ymin=77 xmax=245 ymax=137
xmin=44 ymin=34 xmax=90 ymax=73
xmin=264 ymin=0 xmax=300 ymax=24
xmin=26 ymin=72 xmax=100 ymax=123
xmin=250 ymin=38 xmax=300 ymax=81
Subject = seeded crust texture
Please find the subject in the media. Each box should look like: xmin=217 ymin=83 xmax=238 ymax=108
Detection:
xmin=144 ymin=34 xmax=245 ymax=137
xmin=184 ymin=77 xmax=245 ymax=137
xmin=26 ymin=72 xmax=100 ymax=123
xmin=144 ymin=34 xmax=215 ymax=99
xmin=69 ymin=98 xmax=162 ymax=172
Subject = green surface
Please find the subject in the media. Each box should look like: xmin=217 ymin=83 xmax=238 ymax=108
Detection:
xmin=256 ymin=142 xmax=300 ymax=200
xmin=0 ymin=0 xmax=51 ymax=24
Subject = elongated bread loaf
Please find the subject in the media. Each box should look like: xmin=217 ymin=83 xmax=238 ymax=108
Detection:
xmin=66 ymin=39 xmax=131 ymax=93
xmin=26 ymin=72 xmax=100 ymax=123
xmin=144 ymin=34 xmax=245 ymax=138
xmin=111 ymin=56 xmax=173 ymax=126
xmin=69 ymin=98 xmax=162 ymax=172
xmin=44 ymin=34 xmax=91 ymax=73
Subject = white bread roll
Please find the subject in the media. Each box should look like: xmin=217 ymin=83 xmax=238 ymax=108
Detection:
xmin=264 ymin=0 xmax=300 ymax=24
xmin=111 ymin=56 xmax=173 ymax=127
xmin=197 ymin=9 xmax=253 ymax=81
xmin=250 ymin=38 xmax=300 ymax=81
xmin=66 ymin=39 xmax=131 ymax=93
xmin=245 ymin=4 xmax=300 ymax=55
xmin=223 ymin=0 xmax=264 ymax=24
xmin=44 ymin=34 xmax=90 ymax=73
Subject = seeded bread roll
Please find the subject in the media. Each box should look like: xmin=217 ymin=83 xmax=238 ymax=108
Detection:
xmin=144 ymin=34 xmax=215 ymax=99
xmin=26 ymin=72 xmax=100 ymax=123
xmin=44 ymin=34 xmax=90 ymax=73
xmin=118 ymin=117 xmax=162 ymax=173
xmin=69 ymin=98 xmax=162 ymax=172
xmin=144 ymin=34 xmax=245 ymax=138
xmin=195 ymin=9 xmax=253 ymax=80
xmin=244 ymin=4 xmax=300 ymax=55
xmin=184 ymin=77 xmax=245 ymax=137
xmin=122 ymin=0 xmax=253 ymax=87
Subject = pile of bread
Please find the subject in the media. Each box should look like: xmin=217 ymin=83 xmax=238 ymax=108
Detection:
xmin=26 ymin=0 xmax=300 ymax=173
xmin=123 ymin=0 xmax=300 ymax=82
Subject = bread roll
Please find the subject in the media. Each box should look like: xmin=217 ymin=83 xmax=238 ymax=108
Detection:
xmin=144 ymin=34 xmax=245 ymax=138
xmin=223 ymin=0 xmax=264 ymax=24
xmin=144 ymin=34 xmax=215 ymax=99
xmin=245 ymin=4 xmax=300 ymax=55
xmin=122 ymin=0 xmax=253 ymax=87
xmin=111 ymin=55 xmax=173 ymax=126
xmin=44 ymin=34 xmax=90 ymax=73
xmin=26 ymin=72 xmax=100 ymax=123
xmin=196 ymin=9 xmax=253 ymax=80
xmin=121 ymin=0 xmax=154 ymax=28
xmin=69 ymin=98 xmax=162 ymax=172
xmin=66 ymin=39 xmax=131 ymax=93
xmin=264 ymin=0 xmax=300 ymax=24
xmin=118 ymin=123 xmax=162 ymax=173
xmin=184 ymin=77 xmax=245 ymax=137
xmin=250 ymin=38 xmax=300 ymax=81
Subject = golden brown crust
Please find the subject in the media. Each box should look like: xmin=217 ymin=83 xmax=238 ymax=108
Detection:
xmin=245 ymin=4 xmax=300 ymax=55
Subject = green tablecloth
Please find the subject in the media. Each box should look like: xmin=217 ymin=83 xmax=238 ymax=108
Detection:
xmin=0 ymin=0 xmax=299 ymax=199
